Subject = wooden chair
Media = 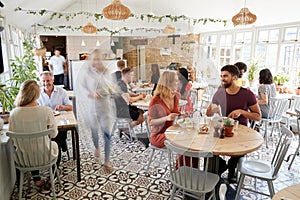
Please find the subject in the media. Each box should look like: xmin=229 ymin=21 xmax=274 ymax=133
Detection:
xmin=7 ymin=129 xmax=61 ymax=200
xmin=164 ymin=140 xmax=219 ymax=200
xmin=234 ymin=126 xmax=293 ymax=199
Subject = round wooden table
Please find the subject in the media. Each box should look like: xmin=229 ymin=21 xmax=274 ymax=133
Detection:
xmin=272 ymin=184 xmax=300 ymax=200
xmin=165 ymin=123 xmax=263 ymax=156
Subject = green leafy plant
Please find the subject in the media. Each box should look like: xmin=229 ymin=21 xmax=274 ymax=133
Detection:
xmin=0 ymin=84 xmax=18 ymax=114
xmin=223 ymin=118 xmax=233 ymax=127
xmin=274 ymin=72 xmax=289 ymax=85
xmin=247 ymin=59 xmax=260 ymax=82
xmin=9 ymin=36 xmax=38 ymax=88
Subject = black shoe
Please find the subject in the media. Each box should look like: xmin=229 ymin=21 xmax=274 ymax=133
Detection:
xmin=228 ymin=176 xmax=237 ymax=184
xmin=61 ymin=139 xmax=68 ymax=152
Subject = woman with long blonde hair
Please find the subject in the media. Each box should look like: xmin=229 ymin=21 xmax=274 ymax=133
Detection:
xmin=148 ymin=71 xmax=180 ymax=148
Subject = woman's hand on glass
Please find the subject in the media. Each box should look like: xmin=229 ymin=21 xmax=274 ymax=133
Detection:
xmin=166 ymin=113 xmax=179 ymax=121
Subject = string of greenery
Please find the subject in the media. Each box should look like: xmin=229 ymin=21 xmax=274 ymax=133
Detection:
xmin=36 ymin=24 xmax=162 ymax=35
xmin=15 ymin=7 xmax=227 ymax=26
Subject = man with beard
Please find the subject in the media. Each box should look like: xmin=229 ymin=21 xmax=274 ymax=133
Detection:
xmin=234 ymin=62 xmax=247 ymax=87
xmin=206 ymin=64 xmax=261 ymax=183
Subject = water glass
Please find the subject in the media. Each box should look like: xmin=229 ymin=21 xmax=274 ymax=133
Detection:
xmin=234 ymin=120 xmax=239 ymax=132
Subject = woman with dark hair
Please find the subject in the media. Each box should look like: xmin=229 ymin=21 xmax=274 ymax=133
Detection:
xmin=257 ymin=68 xmax=276 ymax=118
xmin=177 ymin=67 xmax=193 ymax=114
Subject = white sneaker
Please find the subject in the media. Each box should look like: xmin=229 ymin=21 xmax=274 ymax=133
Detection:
xmin=94 ymin=148 xmax=100 ymax=162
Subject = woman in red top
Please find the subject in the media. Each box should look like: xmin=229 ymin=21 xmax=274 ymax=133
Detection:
xmin=148 ymin=71 xmax=180 ymax=148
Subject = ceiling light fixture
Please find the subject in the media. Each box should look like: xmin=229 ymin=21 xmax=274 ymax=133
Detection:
xmin=232 ymin=0 xmax=257 ymax=26
xmin=82 ymin=22 xmax=97 ymax=34
xmin=162 ymin=24 xmax=176 ymax=34
xmin=81 ymin=39 xmax=86 ymax=46
xmin=102 ymin=0 xmax=131 ymax=20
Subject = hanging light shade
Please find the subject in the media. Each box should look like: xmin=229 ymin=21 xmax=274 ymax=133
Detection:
xmin=82 ymin=22 xmax=97 ymax=34
xmin=102 ymin=0 xmax=131 ymax=20
xmin=232 ymin=7 xmax=257 ymax=26
xmin=162 ymin=25 xmax=176 ymax=34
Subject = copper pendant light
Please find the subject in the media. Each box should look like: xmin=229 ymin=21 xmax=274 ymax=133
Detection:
xmin=102 ymin=0 xmax=131 ymax=20
xmin=82 ymin=22 xmax=97 ymax=34
xmin=232 ymin=0 xmax=257 ymax=26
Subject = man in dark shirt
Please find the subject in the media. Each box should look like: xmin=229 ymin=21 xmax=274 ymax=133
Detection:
xmin=113 ymin=60 xmax=126 ymax=81
xmin=115 ymin=68 xmax=145 ymax=128
xmin=206 ymin=64 xmax=261 ymax=183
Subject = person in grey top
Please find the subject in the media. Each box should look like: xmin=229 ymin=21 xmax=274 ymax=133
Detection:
xmin=257 ymin=69 xmax=276 ymax=118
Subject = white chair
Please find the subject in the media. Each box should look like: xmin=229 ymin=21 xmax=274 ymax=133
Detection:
xmin=260 ymin=97 xmax=289 ymax=148
xmin=234 ymin=126 xmax=293 ymax=199
xmin=282 ymin=95 xmax=300 ymax=127
xmin=144 ymin=113 xmax=168 ymax=173
xmin=111 ymin=117 xmax=134 ymax=141
xmin=164 ymin=140 xmax=220 ymax=200
xmin=287 ymin=108 xmax=300 ymax=170
xmin=7 ymin=129 xmax=61 ymax=200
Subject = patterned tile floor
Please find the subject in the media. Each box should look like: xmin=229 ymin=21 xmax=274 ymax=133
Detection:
xmin=10 ymin=119 xmax=300 ymax=200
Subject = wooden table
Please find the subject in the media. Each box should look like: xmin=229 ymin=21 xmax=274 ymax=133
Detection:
xmin=55 ymin=111 xmax=81 ymax=181
xmin=272 ymin=184 xmax=300 ymax=200
xmin=165 ymin=124 xmax=263 ymax=156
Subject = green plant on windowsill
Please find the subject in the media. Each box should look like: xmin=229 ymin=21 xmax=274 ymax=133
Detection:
xmin=274 ymin=72 xmax=289 ymax=85
xmin=0 ymin=83 xmax=19 ymax=123
xmin=247 ymin=59 xmax=260 ymax=83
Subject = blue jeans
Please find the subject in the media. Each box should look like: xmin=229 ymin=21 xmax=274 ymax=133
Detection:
xmin=91 ymin=127 xmax=112 ymax=162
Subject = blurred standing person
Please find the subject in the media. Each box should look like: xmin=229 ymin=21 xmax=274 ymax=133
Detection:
xmin=177 ymin=67 xmax=193 ymax=115
xmin=49 ymin=48 xmax=67 ymax=85
xmin=113 ymin=60 xmax=126 ymax=81
xmin=257 ymin=68 xmax=276 ymax=118
xmin=76 ymin=49 xmax=116 ymax=172
xmin=234 ymin=62 xmax=247 ymax=87
xmin=9 ymin=80 xmax=58 ymax=188
xmin=37 ymin=71 xmax=72 ymax=164
xmin=150 ymin=64 xmax=160 ymax=85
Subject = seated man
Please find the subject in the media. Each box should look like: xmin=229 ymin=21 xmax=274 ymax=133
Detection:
xmin=115 ymin=68 xmax=145 ymax=129
xmin=113 ymin=60 xmax=126 ymax=81
xmin=206 ymin=64 xmax=261 ymax=183
xmin=37 ymin=71 xmax=73 ymax=163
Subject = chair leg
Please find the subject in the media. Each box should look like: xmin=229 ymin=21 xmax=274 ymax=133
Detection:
xmin=50 ymin=167 xmax=56 ymax=200
xmin=267 ymin=180 xmax=275 ymax=198
xmin=288 ymin=139 xmax=300 ymax=170
xmin=264 ymin=122 xmax=269 ymax=148
xmin=18 ymin=171 xmax=24 ymax=200
xmin=234 ymin=173 xmax=245 ymax=200
xmin=170 ymin=185 xmax=177 ymax=200
xmin=146 ymin=149 xmax=156 ymax=173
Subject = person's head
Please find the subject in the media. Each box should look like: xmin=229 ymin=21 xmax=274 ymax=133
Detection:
xmin=259 ymin=68 xmax=273 ymax=84
xmin=117 ymin=60 xmax=126 ymax=70
xmin=234 ymin=62 xmax=247 ymax=78
xmin=89 ymin=49 xmax=105 ymax=71
xmin=40 ymin=71 xmax=54 ymax=91
xmin=54 ymin=49 xmax=61 ymax=56
xmin=151 ymin=64 xmax=160 ymax=75
xmin=154 ymin=70 xmax=179 ymax=99
xmin=15 ymin=80 xmax=40 ymax=107
xmin=121 ymin=67 xmax=134 ymax=83
xmin=220 ymin=65 xmax=239 ymax=88
xmin=177 ymin=67 xmax=189 ymax=95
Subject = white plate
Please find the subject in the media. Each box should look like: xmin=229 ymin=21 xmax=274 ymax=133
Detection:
xmin=244 ymin=160 xmax=270 ymax=173
xmin=53 ymin=111 xmax=60 ymax=116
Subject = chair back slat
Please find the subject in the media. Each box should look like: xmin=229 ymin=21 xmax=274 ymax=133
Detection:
xmin=271 ymin=126 xmax=293 ymax=177
xmin=7 ymin=129 xmax=56 ymax=168
xmin=267 ymin=97 xmax=289 ymax=120
xmin=165 ymin=140 xmax=215 ymax=192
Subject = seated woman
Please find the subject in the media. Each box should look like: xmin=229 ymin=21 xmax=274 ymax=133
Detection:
xmin=257 ymin=69 xmax=276 ymax=118
xmin=9 ymin=80 xmax=58 ymax=188
xmin=178 ymin=67 xmax=193 ymax=115
xmin=148 ymin=70 xmax=180 ymax=148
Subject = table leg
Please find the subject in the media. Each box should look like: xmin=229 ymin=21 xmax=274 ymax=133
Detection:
xmin=73 ymin=128 xmax=81 ymax=181
xmin=71 ymin=129 xmax=76 ymax=160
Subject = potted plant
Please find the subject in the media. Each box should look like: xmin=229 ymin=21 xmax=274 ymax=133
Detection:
xmin=223 ymin=117 xmax=234 ymax=137
xmin=247 ymin=59 xmax=260 ymax=87
xmin=0 ymin=84 xmax=18 ymax=123
xmin=273 ymin=72 xmax=289 ymax=86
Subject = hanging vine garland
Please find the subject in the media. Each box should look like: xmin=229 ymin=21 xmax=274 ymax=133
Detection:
xmin=15 ymin=7 xmax=227 ymax=26
xmin=36 ymin=24 xmax=162 ymax=35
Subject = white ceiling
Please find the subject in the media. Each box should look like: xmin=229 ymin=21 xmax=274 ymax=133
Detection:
xmin=2 ymin=0 xmax=300 ymax=36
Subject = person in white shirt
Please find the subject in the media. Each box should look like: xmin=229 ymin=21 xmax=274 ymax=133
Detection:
xmin=37 ymin=71 xmax=72 ymax=166
xmin=49 ymin=49 xmax=67 ymax=85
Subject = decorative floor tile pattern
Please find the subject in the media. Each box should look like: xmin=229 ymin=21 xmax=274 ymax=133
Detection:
xmin=10 ymin=112 xmax=300 ymax=199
